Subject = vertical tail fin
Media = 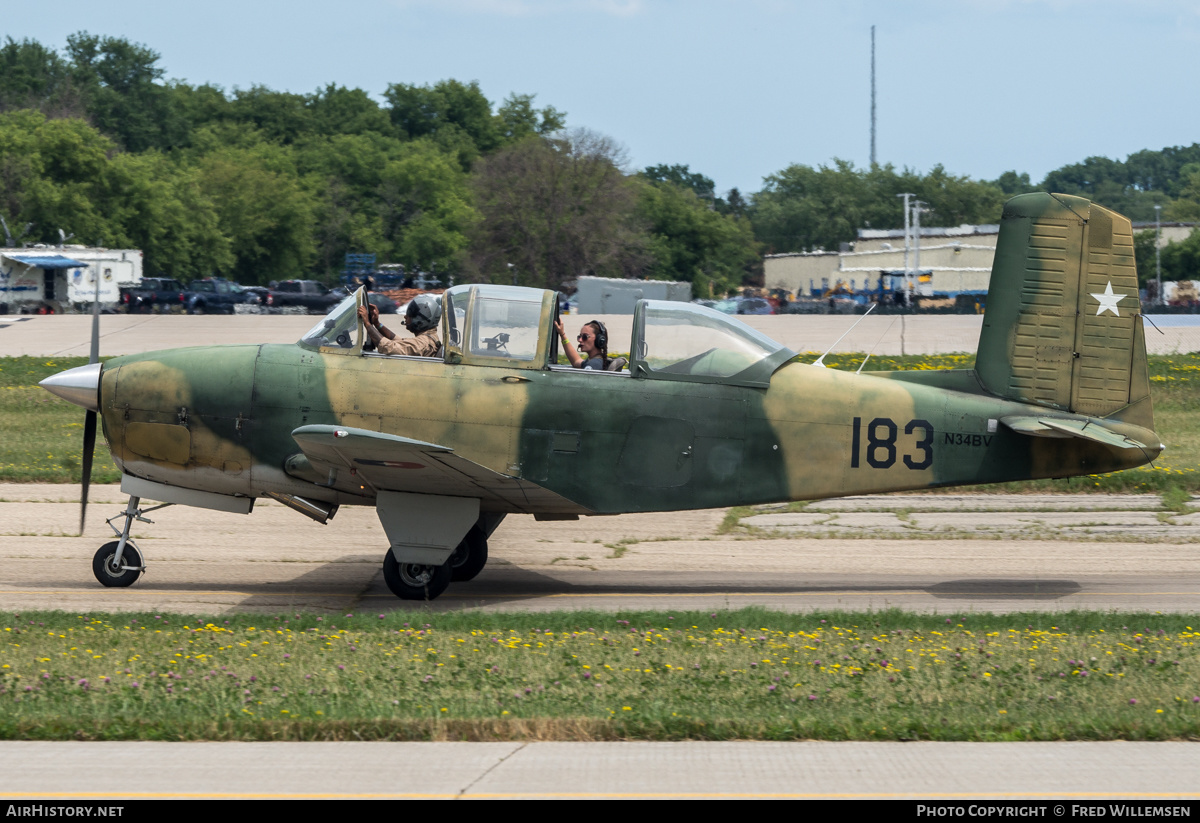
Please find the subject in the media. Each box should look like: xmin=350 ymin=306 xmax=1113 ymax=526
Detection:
xmin=975 ymin=192 xmax=1152 ymax=429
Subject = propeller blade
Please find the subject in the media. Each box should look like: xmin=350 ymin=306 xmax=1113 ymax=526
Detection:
xmin=82 ymin=281 xmax=99 ymax=534
xmin=89 ymin=289 xmax=100 ymax=364
xmin=80 ymin=409 xmax=96 ymax=534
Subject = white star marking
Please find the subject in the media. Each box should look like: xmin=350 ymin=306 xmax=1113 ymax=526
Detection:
xmin=1090 ymin=281 xmax=1128 ymax=316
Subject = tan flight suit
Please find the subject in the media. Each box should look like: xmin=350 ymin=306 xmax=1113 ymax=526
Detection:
xmin=378 ymin=327 xmax=441 ymax=357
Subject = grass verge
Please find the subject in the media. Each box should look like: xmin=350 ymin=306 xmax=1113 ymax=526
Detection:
xmin=2 ymin=608 xmax=1197 ymax=741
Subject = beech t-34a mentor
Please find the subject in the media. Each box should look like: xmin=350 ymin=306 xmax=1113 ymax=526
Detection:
xmin=41 ymin=193 xmax=1163 ymax=601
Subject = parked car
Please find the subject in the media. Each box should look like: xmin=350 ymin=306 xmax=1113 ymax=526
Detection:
xmin=265 ymin=280 xmax=342 ymax=313
xmin=735 ymin=297 xmax=775 ymax=315
xmin=186 ymin=277 xmax=259 ymax=314
xmin=119 ymin=278 xmax=188 ymax=313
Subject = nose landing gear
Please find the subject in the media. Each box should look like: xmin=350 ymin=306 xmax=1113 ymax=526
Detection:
xmin=92 ymin=495 xmax=171 ymax=587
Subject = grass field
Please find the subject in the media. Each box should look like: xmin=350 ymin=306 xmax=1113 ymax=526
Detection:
xmin=0 ymin=608 xmax=1196 ymax=742
xmin=5 ymin=353 xmax=1199 ymax=492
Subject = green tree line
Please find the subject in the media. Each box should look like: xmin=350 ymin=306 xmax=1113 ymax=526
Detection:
xmin=4 ymin=33 xmax=1200 ymax=295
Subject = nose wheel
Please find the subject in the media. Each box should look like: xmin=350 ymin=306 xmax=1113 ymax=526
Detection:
xmin=92 ymin=541 xmax=144 ymax=587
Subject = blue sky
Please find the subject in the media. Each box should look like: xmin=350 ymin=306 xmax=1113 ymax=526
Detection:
xmin=6 ymin=1 xmax=1200 ymax=195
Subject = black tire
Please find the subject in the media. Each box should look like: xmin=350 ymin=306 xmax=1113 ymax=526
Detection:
xmin=449 ymin=525 xmax=488 ymax=582
xmin=382 ymin=550 xmax=451 ymax=601
xmin=92 ymin=541 xmax=143 ymax=588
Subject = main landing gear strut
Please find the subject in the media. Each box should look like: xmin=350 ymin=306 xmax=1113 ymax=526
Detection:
xmin=92 ymin=495 xmax=171 ymax=587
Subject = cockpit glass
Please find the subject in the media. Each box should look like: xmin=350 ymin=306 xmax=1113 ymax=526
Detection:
xmin=639 ymin=301 xmax=786 ymax=379
xmin=467 ymin=285 xmax=542 ymax=361
xmin=299 ymin=293 xmax=359 ymax=350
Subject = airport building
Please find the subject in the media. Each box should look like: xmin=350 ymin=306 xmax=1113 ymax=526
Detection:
xmin=765 ymin=224 xmax=999 ymax=298
xmin=765 ymin=220 xmax=1197 ymax=300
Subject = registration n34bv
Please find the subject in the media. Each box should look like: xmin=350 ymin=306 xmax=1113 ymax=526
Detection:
xmin=41 ymin=193 xmax=1163 ymax=601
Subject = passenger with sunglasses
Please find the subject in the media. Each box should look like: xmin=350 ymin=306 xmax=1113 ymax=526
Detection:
xmin=554 ymin=319 xmax=609 ymax=370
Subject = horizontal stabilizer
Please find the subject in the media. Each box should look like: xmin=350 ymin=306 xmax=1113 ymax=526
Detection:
xmin=1001 ymin=416 xmax=1145 ymax=450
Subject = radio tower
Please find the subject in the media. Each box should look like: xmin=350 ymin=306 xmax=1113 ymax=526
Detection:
xmin=870 ymin=25 xmax=876 ymax=167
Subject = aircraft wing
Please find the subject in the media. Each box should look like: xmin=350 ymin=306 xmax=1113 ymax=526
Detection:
xmin=290 ymin=425 xmax=584 ymax=514
xmin=1000 ymin=416 xmax=1147 ymax=449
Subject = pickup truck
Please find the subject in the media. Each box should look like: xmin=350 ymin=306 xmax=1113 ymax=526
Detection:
xmin=264 ymin=280 xmax=342 ymax=313
xmin=119 ymin=278 xmax=188 ymax=313
xmin=187 ymin=277 xmax=260 ymax=314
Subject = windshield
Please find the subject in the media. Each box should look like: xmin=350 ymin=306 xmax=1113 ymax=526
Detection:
xmin=300 ymin=292 xmax=360 ymax=350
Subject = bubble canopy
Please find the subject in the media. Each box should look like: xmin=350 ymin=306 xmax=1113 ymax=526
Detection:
xmin=296 ymin=284 xmax=796 ymax=386
xmin=631 ymin=300 xmax=797 ymax=388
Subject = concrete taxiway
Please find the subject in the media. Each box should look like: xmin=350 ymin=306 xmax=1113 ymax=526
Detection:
xmin=0 ymin=741 xmax=1197 ymax=799
xmin=5 ymin=310 xmax=1198 ymax=358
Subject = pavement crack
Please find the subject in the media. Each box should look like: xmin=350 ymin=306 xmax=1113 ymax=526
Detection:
xmin=459 ymin=742 xmax=527 ymax=798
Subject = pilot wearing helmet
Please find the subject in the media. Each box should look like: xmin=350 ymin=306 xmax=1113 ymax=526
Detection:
xmin=358 ymin=294 xmax=442 ymax=357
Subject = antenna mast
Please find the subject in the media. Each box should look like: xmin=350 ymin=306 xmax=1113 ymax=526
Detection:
xmin=870 ymin=25 xmax=876 ymax=167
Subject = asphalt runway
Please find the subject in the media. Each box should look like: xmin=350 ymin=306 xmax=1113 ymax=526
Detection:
xmin=2 ymin=485 xmax=1197 ymax=615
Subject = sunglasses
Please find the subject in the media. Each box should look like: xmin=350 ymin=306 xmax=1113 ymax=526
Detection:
xmin=577 ymin=333 xmax=592 ymax=341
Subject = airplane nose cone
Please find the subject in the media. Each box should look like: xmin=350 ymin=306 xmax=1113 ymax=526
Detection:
xmin=39 ymin=362 xmax=101 ymax=412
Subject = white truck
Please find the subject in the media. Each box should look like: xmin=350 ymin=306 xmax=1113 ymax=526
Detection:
xmin=0 ymin=246 xmax=143 ymax=314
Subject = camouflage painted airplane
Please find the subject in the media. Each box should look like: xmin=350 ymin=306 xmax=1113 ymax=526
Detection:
xmin=41 ymin=193 xmax=1162 ymax=601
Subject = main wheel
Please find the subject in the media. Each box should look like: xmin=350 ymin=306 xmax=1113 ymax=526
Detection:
xmin=382 ymin=550 xmax=451 ymax=601
xmin=92 ymin=541 xmax=144 ymax=588
xmin=449 ymin=525 xmax=488 ymax=582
